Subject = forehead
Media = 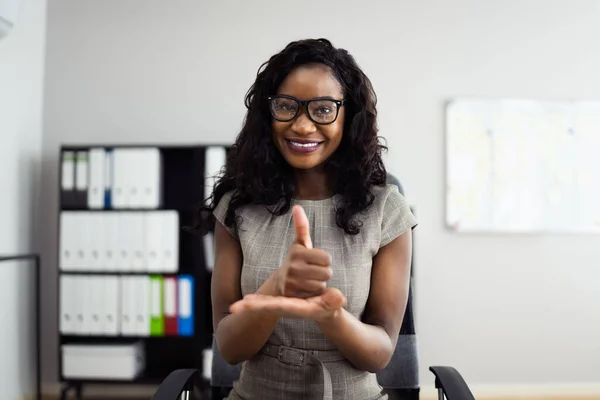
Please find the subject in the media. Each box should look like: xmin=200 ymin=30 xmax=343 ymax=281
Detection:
xmin=276 ymin=64 xmax=343 ymax=99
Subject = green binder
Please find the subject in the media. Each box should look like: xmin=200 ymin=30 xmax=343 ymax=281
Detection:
xmin=149 ymin=275 xmax=164 ymax=336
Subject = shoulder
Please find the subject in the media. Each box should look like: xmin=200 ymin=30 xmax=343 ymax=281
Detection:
xmin=369 ymin=183 xmax=408 ymax=212
xmin=368 ymin=183 xmax=418 ymax=247
xmin=213 ymin=190 xmax=241 ymax=237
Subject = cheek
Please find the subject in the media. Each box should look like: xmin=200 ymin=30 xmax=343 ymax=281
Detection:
xmin=272 ymin=121 xmax=288 ymax=136
xmin=324 ymin=123 xmax=344 ymax=146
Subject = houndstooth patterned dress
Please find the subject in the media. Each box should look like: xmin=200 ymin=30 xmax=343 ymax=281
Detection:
xmin=213 ymin=184 xmax=418 ymax=400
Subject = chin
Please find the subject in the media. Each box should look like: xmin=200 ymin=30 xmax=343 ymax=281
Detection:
xmin=283 ymin=154 xmax=325 ymax=170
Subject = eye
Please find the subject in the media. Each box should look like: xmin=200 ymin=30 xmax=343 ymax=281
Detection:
xmin=313 ymin=106 xmax=333 ymax=116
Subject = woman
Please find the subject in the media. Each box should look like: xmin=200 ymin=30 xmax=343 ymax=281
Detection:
xmin=198 ymin=38 xmax=417 ymax=399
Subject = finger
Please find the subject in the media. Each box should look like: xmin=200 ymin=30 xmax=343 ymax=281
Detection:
xmin=231 ymin=295 xmax=320 ymax=318
xmin=289 ymin=279 xmax=327 ymax=298
xmin=292 ymin=205 xmax=313 ymax=249
xmin=291 ymin=246 xmax=331 ymax=267
xmin=289 ymin=262 xmax=332 ymax=281
xmin=308 ymin=287 xmax=346 ymax=310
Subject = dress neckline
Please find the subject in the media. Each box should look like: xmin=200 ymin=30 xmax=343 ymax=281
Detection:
xmin=291 ymin=195 xmax=338 ymax=206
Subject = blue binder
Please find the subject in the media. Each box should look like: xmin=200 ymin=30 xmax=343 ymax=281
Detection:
xmin=178 ymin=274 xmax=194 ymax=336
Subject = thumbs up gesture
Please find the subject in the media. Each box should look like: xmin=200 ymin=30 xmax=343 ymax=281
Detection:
xmin=229 ymin=205 xmax=346 ymax=321
xmin=276 ymin=205 xmax=333 ymax=298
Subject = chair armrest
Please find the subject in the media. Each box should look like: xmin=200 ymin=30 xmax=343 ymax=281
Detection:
xmin=151 ymin=369 xmax=199 ymax=400
xmin=429 ymin=366 xmax=476 ymax=400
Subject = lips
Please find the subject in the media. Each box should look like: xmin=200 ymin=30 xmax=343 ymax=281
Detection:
xmin=285 ymin=139 xmax=324 ymax=153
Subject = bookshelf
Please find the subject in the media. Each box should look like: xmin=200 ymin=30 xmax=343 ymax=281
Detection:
xmin=57 ymin=144 xmax=227 ymax=399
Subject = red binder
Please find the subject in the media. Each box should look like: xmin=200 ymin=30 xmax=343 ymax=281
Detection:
xmin=163 ymin=276 xmax=179 ymax=335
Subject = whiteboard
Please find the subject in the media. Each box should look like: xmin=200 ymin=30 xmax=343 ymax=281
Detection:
xmin=445 ymin=98 xmax=600 ymax=233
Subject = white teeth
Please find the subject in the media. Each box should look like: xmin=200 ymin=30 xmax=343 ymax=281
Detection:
xmin=290 ymin=141 xmax=319 ymax=148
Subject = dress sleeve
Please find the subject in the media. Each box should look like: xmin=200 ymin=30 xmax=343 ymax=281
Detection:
xmin=380 ymin=186 xmax=418 ymax=248
xmin=212 ymin=190 xmax=238 ymax=238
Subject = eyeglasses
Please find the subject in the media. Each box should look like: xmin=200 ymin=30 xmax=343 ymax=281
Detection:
xmin=268 ymin=94 xmax=345 ymax=125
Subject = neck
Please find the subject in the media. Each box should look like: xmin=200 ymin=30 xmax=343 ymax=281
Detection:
xmin=293 ymin=168 xmax=332 ymax=200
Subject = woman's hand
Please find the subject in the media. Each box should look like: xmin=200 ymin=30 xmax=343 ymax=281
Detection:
xmin=274 ymin=205 xmax=333 ymax=299
xmin=230 ymin=287 xmax=346 ymax=323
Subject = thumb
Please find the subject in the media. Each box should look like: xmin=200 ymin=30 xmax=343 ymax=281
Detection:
xmin=292 ymin=205 xmax=312 ymax=249
xmin=316 ymin=288 xmax=346 ymax=310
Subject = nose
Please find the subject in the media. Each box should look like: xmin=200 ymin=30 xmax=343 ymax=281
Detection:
xmin=291 ymin=111 xmax=317 ymax=136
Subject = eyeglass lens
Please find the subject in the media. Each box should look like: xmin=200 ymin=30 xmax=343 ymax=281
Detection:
xmin=270 ymin=97 xmax=339 ymax=124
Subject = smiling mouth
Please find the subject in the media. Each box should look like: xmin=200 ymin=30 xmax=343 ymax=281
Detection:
xmin=285 ymin=139 xmax=323 ymax=148
xmin=285 ymin=139 xmax=324 ymax=153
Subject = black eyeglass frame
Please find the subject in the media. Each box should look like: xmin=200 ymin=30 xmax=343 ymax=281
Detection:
xmin=267 ymin=94 xmax=346 ymax=125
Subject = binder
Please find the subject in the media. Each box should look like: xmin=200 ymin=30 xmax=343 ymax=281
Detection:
xmin=145 ymin=211 xmax=179 ymax=273
xmin=204 ymin=146 xmax=227 ymax=201
xmin=139 ymin=147 xmax=162 ymax=209
xmin=87 ymin=276 xmax=103 ymax=334
xmin=104 ymin=148 xmax=113 ymax=208
xmin=59 ymin=275 xmax=76 ymax=334
xmin=177 ymin=275 xmax=194 ymax=336
xmin=87 ymin=148 xmax=106 ymax=209
xmin=129 ymin=213 xmax=146 ymax=271
xmin=103 ymin=276 xmax=120 ymax=336
xmin=163 ymin=276 xmax=178 ymax=335
xmin=60 ymin=151 xmax=78 ymax=208
xmin=111 ymin=149 xmax=128 ymax=208
xmin=149 ymin=275 xmax=164 ymax=336
xmin=133 ymin=276 xmax=150 ymax=336
xmin=72 ymin=276 xmax=85 ymax=334
xmin=111 ymin=148 xmax=162 ymax=209
xmin=116 ymin=212 xmax=133 ymax=271
xmin=203 ymin=232 xmax=215 ymax=271
xmin=103 ymin=213 xmax=120 ymax=272
xmin=161 ymin=211 xmax=179 ymax=273
xmin=59 ymin=212 xmax=76 ymax=271
xmin=74 ymin=151 xmax=89 ymax=208
xmin=87 ymin=213 xmax=105 ymax=271
xmin=120 ymin=276 xmax=137 ymax=336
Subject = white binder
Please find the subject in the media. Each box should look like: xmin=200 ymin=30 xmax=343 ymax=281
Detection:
xmin=103 ymin=276 xmax=120 ymax=335
xmin=111 ymin=149 xmax=128 ymax=208
xmin=120 ymin=276 xmax=137 ymax=336
xmin=129 ymin=213 xmax=146 ymax=271
xmin=59 ymin=275 xmax=76 ymax=334
xmin=116 ymin=212 xmax=133 ymax=271
xmin=103 ymin=213 xmax=120 ymax=272
xmin=204 ymin=146 xmax=227 ymax=201
xmin=87 ymin=276 xmax=103 ymax=334
xmin=87 ymin=148 xmax=106 ymax=209
xmin=139 ymin=147 xmax=162 ymax=209
xmin=133 ymin=276 xmax=150 ymax=336
xmin=61 ymin=151 xmax=75 ymax=191
xmin=87 ymin=213 xmax=105 ymax=271
xmin=162 ymin=211 xmax=179 ymax=273
xmin=59 ymin=212 xmax=76 ymax=271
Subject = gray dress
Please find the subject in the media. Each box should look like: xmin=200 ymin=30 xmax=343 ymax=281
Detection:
xmin=213 ymin=184 xmax=418 ymax=400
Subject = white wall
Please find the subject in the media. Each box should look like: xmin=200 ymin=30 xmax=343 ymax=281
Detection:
xmin=0 ymin=0 xmax=47 ymax=399
xmin=41 ymin=0 xmax=600 ymax=396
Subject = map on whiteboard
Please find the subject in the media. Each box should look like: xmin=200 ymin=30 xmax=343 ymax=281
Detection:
xmin=445 ymin=98 xmax=600 ymax=233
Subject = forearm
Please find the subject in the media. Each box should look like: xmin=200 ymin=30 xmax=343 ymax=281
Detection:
xmin=215 ymin=273 xmax=281 ymax=364
xmin=317 ymin=308 xmax=394 ymax=373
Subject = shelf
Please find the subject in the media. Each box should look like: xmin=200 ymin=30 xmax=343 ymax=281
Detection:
xmin=57 ymin=271 xmax=197 ymax=276
xmin=59 ymin=335 xmax=198 ymax=342
xmin=57 ymin=143 xmax=222 ymax=392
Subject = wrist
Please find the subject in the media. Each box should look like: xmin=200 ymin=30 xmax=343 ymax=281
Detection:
xmin=317 ymin=306 xmax=344 ymax=327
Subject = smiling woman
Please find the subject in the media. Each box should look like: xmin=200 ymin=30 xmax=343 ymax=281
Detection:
xmin=190 ymin=38 xmax=418 ymax=399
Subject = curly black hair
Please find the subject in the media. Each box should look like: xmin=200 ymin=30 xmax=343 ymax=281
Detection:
xmin=192 ymin=38 xmax=387 ymax=236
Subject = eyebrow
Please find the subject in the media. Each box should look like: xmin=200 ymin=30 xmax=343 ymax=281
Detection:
xmin=275 ymin=94 xmax=342 ymax=101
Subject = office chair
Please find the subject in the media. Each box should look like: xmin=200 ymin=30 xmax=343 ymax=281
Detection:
xmin=151 ymin=174 xmax=477 ymax=400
